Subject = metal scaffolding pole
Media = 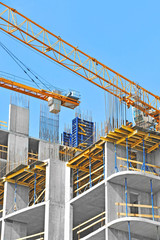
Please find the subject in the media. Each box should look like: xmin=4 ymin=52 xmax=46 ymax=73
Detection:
xmin=150 ymin=179 xmax=154 ymax=221
xmin=89 ymin=157 xmax=92 ymax=188
xmin=34 ymin=173 xmax=37 ymax=205
xmin=14 ymin=182 xmax=17 ymax=211
xmin=77 ymin=169 xmax=79 ymax=196
xmin=115 ymin=144 xmax=119 ymax=172
xmin=141 ymin=139 xmax=146 ymax=172
xmin=126 ymin=138 xmax=129 ymax=170
xmin=103 ymin=148 xmax=105 ymax=179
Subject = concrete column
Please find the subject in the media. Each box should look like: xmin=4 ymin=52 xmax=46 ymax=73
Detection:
xmin=64 ymin=163 xmax=73 ymax=240
xmin=43 ymin=144 xmax=66 ymax=240
xmin=44 ymin=159 xmax=50 ymax=240
xmin=105 ymin=142 xmax=108 ymax=239
xmin=7 ymin=104 xmax=29 ymax=173
xmin=8 ymin=104 xmax=29 ymax=135
xmin=7 ymin=133 xmax=28 ymax=173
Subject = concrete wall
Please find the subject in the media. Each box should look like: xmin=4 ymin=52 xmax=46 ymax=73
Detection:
xmin=7 ymin=104 xmax=29 ymax=173
xmin=3 ymin=220 xmax=27 ymax=240
xmin=9 ymin=104 xmax=29 ymax=136
xmin=3 ymin=182 xmax=29 ymax=215
xmin=38 ymin=141 xmax=59 ymax=161
xmin=1 ymin=181 xmax=29 ymax=240
xmin=7 ymin=133 xmax=28 ymax=173
xmin=106 ymin=142 xmax=126 ymax=177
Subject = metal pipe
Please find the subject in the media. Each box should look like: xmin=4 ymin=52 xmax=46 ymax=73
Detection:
xmin=115 ymin=144 xmax=118 ymax=172
xmin=142 ymin=139 xmax=146 ymax=172
xmin=89 ymin=157 xmax=92 ymax=188
xmin=125 ymin=178 xmax=128 ymax=216
xmin=150 ymin=179 xmax=154 ymax=220
xmin=14 ymin=182 xmax=17 ymax=211
xmin=77 ymin=169 xmax=79 ymax=196
xmin=103 ymin=147 xmax=105 ymax=179
xmin=34 ymin=173 xmax=37 ymax=205
xmin=126 ymin=138 xmax=129 ymax=170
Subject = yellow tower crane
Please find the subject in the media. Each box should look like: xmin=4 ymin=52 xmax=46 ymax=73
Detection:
xmin=0 ymin=3 xmax=160 ymax=127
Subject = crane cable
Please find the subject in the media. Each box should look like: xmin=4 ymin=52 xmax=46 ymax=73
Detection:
xmin=0 ymin=41 xmax=51 ymax=91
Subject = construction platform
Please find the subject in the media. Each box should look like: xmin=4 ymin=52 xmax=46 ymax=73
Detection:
xmin=65 ymin=125 xmax=160 ymax=240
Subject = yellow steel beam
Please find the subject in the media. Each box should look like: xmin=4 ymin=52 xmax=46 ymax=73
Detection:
xmin=121 ymin=125 xmax=135 ymax=132
xmin=68 ymin=149 xmax=90 ymax=165
xmin=34 ymin=165 xmax=46 ymax=171
xmin=5 ymin=166 xmax=30 ymax=180
xmin=116 ymin=130 xmax=137 ymax=145
xmin=78 ymin=132 xmax=87 ymax=136
xmin=67 ymin=163 xmax=89 ymax=173
xmin=78 ymin=125 xmax=86 ymax=133
xmin=147 ymin=142 xmax=160 ymax=153
xmin=131 ymin=134 xmax=149 ymax=148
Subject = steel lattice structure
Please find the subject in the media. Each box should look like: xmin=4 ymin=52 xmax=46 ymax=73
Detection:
xmin=0 ymin=3 xmax=160 ymax=122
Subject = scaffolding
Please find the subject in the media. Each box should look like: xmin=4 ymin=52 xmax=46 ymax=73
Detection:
xmin=72 ymin=117 xmax=95 ymax=150
xmin=68 ymin=125 xmax=160 ymax=196
xmin=67 ymin=125 xmax=160 ymax=239
xmin=61 ymin=132 xmax=72 ymax=147
xmin=0 ymin=160 xmax=46 ymax=209
xmin=67 ymin=139 xmax=105 ymax=197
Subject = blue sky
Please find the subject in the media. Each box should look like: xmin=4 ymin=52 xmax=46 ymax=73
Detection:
xmin=0 ymin=0 xmax=160 ymax=139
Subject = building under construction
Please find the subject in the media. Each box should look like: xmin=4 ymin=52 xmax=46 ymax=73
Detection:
xmin=0 ymin=2 xmax=160 ymax=240
xmin=1 ymin=102 xmax=160 ymax=240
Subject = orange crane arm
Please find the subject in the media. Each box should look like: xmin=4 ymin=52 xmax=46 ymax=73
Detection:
xmin=0 ymin=77 xmax=80 ymax=109
xmin=0 ymin=3 xmax=159 ymax=120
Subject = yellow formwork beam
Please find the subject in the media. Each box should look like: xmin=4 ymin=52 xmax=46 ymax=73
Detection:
xmin=116 ymin=130 xmax=137 ymax=145
xmin=147 ymin=142 xmax=160 ymax=153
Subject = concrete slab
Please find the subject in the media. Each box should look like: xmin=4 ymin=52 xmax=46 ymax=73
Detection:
xmin=108 ymin=217 xmax=160 ymax=239
xmin=71 ymin=181 xmax=105 ymax=227
xmin=3 ymin=202 xmax=45 ymax=235
xmin=81 ymin=226 xmax=105 ymax=240
xmin=107 ymin=171 xmax=160 ymax=193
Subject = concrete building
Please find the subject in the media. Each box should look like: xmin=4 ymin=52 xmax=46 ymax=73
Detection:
xmin=0 ymin=103 xmax=68 ymax=240
xmin=65 ymin=126 xmax=160 ymax=240
xmin=1 ymin=102 xmax=160 ymax=240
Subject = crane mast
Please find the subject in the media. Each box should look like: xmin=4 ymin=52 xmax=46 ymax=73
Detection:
xmin=0 ymin=3 xmax=160 ymax=125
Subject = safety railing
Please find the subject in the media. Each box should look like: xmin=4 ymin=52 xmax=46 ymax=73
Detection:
xmin=28 ymin=152 xmax=38 ymax=165
xmin=73 ymin=212 xmax=105 ymax=239
xmin=0 ymin=120 xmax=7 ymax=129
xmin=74 ymin=165 xmax=104 ymax=197
xmin=16 ymin=232 xmax=44 ymax=240
xmin=117 ymin=157 xmax=160 ymax=177
xmin=0 ymin=144 xmax=8 ymax=160
xmin=116 ymin=202 xmax=160 ymax=221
